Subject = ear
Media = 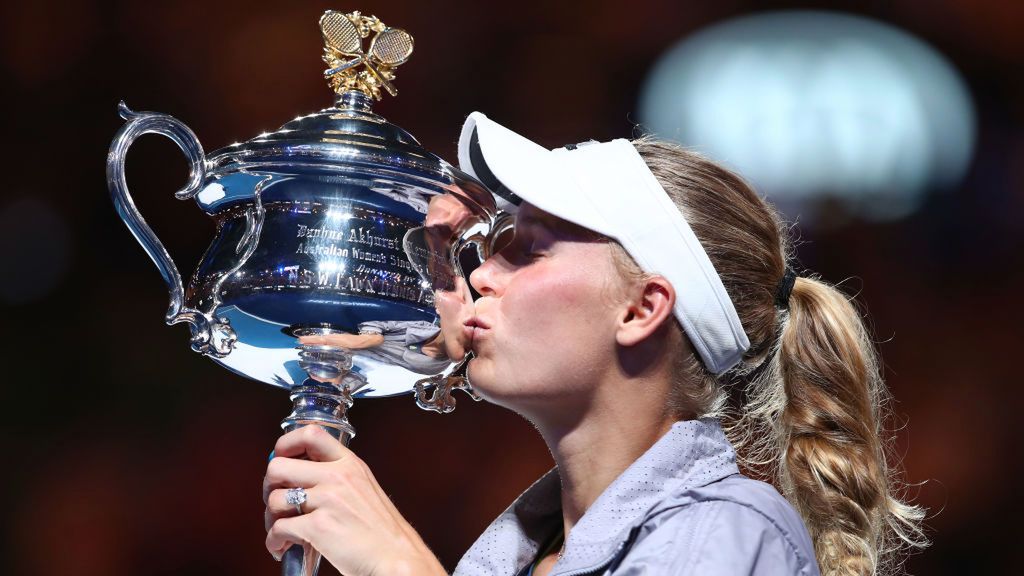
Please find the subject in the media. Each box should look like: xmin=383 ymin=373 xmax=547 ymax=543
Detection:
xmin=615 ymin=275 xmax=676 ymax=347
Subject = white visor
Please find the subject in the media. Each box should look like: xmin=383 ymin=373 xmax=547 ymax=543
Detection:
xmin=457 ymin=112 xmax=750 ymax=374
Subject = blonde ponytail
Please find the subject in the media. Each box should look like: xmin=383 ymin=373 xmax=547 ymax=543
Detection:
xmin=751 ymin=275 xmax=928 ymax=575
xmin=627 ymin=137 xmax=928 ymax=575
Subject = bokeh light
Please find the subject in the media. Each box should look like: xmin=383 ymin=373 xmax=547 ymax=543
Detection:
xmin=640 ymin=11 xmax=976 ymax=222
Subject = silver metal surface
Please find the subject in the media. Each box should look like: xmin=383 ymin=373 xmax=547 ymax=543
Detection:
xmin=282 ymin=536 xmax=323 ymax=576
xmin=107 ymin=13 xmax=502 ymax=576
xmin=107 ymin=102 xmax=237 ymax=358
xmin=279 ymin=378 xmax=356 ymax=576
xmin=108 ymin=90 xmax=499 ymax=398
xmin=414 ymin=356 xmax=480 ymax=414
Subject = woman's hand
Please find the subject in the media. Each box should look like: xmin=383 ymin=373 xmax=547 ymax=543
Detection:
xmin=263 ymin=426 xmax=446 ymax=576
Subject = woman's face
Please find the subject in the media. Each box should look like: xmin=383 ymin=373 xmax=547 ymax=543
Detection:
xmin=464 ymin=203 xmax=629 ymax=418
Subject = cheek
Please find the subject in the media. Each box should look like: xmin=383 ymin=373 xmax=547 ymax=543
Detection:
xmin=467 ymin=243 xmax=627 ymax=403
xmin=508 ymin=276 xmax=581 ymax=324
xmin=501 ymin=264 xmax=616 ymax=355
xmin=470 ymin=264 xmax=617 ymax=405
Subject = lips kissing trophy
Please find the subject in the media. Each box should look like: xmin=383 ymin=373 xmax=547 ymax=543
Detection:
xmin=106 ymin=10 xmax=505 ymax=576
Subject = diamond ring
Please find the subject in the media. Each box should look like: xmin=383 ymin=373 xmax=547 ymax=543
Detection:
xmin=285 ymin=487 xmax=308 ymax=515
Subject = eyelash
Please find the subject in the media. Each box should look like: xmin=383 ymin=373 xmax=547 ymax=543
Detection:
xmin=490 ymin=228 xmax=548 ymax=261
xmin=503 ymin=241 xmax=543 ymax=261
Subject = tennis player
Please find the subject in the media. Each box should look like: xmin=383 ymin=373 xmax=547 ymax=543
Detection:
xmin=261 ymin=113 xmax=927 ymax=576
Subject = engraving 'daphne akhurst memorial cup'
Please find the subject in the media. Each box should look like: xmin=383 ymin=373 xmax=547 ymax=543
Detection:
xmin=107 ymin=10 xmax=508 ymax=576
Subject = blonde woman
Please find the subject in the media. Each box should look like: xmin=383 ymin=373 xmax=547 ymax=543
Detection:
xmin=261 ymin=113 xmax=927 ymax=576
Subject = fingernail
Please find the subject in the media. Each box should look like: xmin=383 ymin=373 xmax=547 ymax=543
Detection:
xmin=268 ymin=450 xmax=276 ymax=461
xmin=272 ymin=551 xmax=282 ymax=562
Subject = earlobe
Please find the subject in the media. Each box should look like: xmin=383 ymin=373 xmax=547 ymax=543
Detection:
xmin=616 ymin=277 xmax=675 ymax=347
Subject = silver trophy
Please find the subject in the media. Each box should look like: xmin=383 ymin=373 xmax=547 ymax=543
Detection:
xmin=106 ymin=10 xmax=506 ymax=576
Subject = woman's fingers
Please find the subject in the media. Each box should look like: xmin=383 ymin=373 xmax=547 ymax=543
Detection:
xmin=273 ymin=425 xmax=350 ymax=462
xmin=266 ymin=513 xmax=316 ymax=561
xmin=262 ymin=456 xmax=339 ymax=504
xmin=265 ymin=485 xmax=321 ymax=530
xmin=260 ymin=427 xmax=442 ymax=572
xmin=260 ymin=451 xmax=446 ymax=575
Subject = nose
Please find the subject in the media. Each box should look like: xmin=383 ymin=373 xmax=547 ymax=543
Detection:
xmin=469 ymin=256 xmax=501 ymax=297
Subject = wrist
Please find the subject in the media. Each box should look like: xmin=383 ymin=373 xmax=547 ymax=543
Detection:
xmin=378 ymin=552 xmax=446 ymax=576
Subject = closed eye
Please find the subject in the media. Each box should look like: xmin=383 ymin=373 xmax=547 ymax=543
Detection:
xmin=508 ymin=230 xmax=553 ymax=263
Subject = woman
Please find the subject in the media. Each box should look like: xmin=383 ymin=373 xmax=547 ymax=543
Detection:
xmin=261 ymin=113 xmax=927 ymax=575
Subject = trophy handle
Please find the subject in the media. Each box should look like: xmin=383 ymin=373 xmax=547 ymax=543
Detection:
xmin=414 ymin=355 xmax=482 ymax=413
xmin=106 ymin=101 xmax=235 ymax=357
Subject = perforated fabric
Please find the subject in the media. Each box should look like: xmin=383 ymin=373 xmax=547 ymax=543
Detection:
xmin=452 ymin=419 xmax=818 ymax=576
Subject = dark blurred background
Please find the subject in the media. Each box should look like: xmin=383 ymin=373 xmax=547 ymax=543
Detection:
xmin=2 ymin=0 xmax=1021 ymax=574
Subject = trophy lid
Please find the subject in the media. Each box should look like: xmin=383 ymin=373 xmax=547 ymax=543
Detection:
xmin=204 ymin=11 xmax=446 ymax=190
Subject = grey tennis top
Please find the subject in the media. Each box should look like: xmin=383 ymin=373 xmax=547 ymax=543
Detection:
xmin=453 ymin=419 xmax=820 ymax=576
xmin=357 ymin=320 xmax=450 ymax=375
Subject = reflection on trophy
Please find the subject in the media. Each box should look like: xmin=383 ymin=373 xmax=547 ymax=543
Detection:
xmin=106 ymin=10 xmax=503 ymax=576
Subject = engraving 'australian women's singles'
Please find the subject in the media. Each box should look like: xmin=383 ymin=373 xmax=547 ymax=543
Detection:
xmin=106 ymin=9 xmax=501 ymax=576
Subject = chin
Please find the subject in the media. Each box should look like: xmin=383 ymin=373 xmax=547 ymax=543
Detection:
xmin=466 ymin=358 xmax=580 ymax=417
xmin=465 ymin=357 xmax=500 ymax=400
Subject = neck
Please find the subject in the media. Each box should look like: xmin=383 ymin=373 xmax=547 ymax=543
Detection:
xmin=534 ymin=376 xmax=676 ymax=537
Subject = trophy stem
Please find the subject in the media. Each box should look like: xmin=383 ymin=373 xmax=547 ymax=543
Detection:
xmin=280 ymin=379 xmax=356 ymax=440
xmin=280 ymin=344 xmax=358 ymax=576
xmin=282 ymin=543 xmax=322 ymax=576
